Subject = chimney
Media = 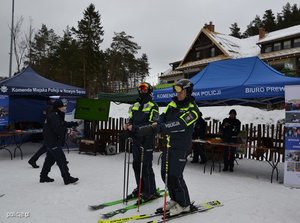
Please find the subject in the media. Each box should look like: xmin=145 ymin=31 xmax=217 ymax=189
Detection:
xmin=259 ymin=27 xmax=266 ymax=40
xmin=204 ymin=21 xmax=215 ymax=32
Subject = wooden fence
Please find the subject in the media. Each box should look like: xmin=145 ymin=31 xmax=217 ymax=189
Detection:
xmin=206 ymin=120 xmax=285 ymax=162
xmin=83 ymin=117 xmax=285 ymax=162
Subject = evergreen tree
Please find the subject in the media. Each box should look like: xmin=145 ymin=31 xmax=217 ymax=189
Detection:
xmin=28 ymin=24 xmax=59 ymax=78
xmin=71 ymin=3 xmax=104 ymax=96
xmin=136 ymin=53 xmax=150 ymax=83
xmin=54 ymin=27 xmax=82 ymax=87
xmin=243 ymin=15 xmax=262 ymax=37
xmin=262 ymin=9 xmax=277 ymax=32
xmin=108 ymin=31 xmax=147 ymax=91
xmin=290 ymin=4 xmax=300 ymax=26
xmin=229 ymin=22 xmax=242 ymax=38
xmin=277 ymin=3 xmax=300 ymax=29
xmin=238 ymin=3 xmax=299 ymax=36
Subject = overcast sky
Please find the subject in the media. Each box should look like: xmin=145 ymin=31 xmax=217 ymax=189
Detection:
xmin=0 ymin=0 xmax=298 ymax=84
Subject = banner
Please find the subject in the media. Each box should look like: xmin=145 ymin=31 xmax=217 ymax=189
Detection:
xmin=0 ymin=95 xmax=9 ymax=130
xmin=284 ymin=85 xmax=300 ymax=188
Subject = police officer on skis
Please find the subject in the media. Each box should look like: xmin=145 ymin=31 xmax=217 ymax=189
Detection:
xmin=152 ymin=79 xmax=201 ymax=216
xmin=123 ymin=82 xmax=159 ymax=202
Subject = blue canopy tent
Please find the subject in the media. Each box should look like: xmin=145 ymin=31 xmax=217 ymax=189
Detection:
xmin=0 ymin=66 xmax=85 ymax=97
xmin=0 ymin=66 xmax=86 ymax=126
xmin=154 ymin=57 xmax=300 ymax=106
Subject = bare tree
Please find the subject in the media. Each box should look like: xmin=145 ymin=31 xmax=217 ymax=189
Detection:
xmin=24 ymin=17 xmax=35 ymax=66
xmin=10 ymin=16 xmax=35 ymax=72
xmin=11 ymin=16 xmax=24 ymax=72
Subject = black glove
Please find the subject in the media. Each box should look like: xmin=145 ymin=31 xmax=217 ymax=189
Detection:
xmin=139 ymin=125 xmax=154 ymax=136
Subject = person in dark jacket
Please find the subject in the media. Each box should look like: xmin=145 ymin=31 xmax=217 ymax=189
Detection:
xmin=123 ymin=82 xmax=159 ymax=201
xmin=28 ymin=98 xmax=55 ymax=168
xmin=39 ymin=99 xmax=79 ymax=185
xmin=220 ymin=109 xmax=241 ymax=172
xmin=191 ymin=112 xmax=207 ymax=164
xmin=153 ymin=79 xmax=200 ymax=216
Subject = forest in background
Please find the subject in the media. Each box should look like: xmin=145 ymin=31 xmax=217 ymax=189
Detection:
xmin=9 ymin=3 xmax=300 ymax=97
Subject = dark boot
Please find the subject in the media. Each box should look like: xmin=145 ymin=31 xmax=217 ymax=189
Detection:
xmin=140 ymin=190 xmax=160 ymax=203
xmin=126 ymin=187 xmax=139 ymax=199
xmin=64 ymin=176 xmax=79 ymax=185
xmin=28 ymin=160 xmax=39 ymax=168
xmin=40 ymin=176 xmax=54 ymax=183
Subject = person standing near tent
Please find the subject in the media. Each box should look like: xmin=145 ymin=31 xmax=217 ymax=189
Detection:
xmin=220 ymin=109 xmax=241 ymax=172
xmin=123 ymin=82 xmax=160 ymax=202
xmin=151 ymin=79 xmax=200 ymax=216
xmin=39 ymin=99 xmax=79 ymax=185
xmin=28 ymin=98 xmax=55 ymax=168
xmin=191 ymin=112 xmax=207 ymax=164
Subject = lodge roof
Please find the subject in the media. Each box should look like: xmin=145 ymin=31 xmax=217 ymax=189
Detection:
xmin=160 ymin=24 xmax=300 ymax=78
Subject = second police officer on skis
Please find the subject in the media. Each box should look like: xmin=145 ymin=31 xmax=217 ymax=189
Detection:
xmin=149 ymin=79 xmax=201 ymax=216
xmin=123 ymin=82 xmax=160 ymax=202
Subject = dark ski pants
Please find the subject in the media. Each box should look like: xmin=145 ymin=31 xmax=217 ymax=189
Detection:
xmin=223 ymin=146 xmax=236 ymax=170
xmin=40 ymin=146 xmax=70 ymax=179
xmin=28 ymin=145 xmax=47 ymax=163
xmin=161 ymin=147 xmax=190 ymax=207
xmin=132 ymin=142 xmax=156 ymax=198
xmin=192 ymin=143 xmax=207 ymax=162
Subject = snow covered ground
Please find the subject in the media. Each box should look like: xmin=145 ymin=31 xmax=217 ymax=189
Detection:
xmin=0 ymin=143 xmax=300 ymax=223
xmin=1 ymin=105 xmax=299 ymax=223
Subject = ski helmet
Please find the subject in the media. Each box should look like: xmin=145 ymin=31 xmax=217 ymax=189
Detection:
xmin=137 ymin=82 xmax=153 ymax=95
xmin=173 ymin=79 xmax=194 ymax=96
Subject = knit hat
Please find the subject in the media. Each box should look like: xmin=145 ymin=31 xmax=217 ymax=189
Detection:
xmin=53 ymin=99 xmax=65 ymax=109
xmin=229 ymin=109 xmax=237 ymax=115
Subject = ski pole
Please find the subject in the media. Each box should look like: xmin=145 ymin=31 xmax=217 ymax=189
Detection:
xmin=137 ymin=145 xmax=144 ymax=212
xmin=163 ymin=142 xmax=170 ymax=223
xmin=123 ymin=137 xmax=132 ymax=204
xmin=126 ymin=138 xmax=132 ymax=203
xmin=123 ymin=138 xmax=128 ymax=203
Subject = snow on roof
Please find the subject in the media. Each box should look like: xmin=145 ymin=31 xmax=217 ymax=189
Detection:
xmin=161 ymin=25 xmax=300 ymax=79
xmin=257 ymin=25 xmax=300 ymax=44
xmin=208 ymin=32 xmax=260 ymax=58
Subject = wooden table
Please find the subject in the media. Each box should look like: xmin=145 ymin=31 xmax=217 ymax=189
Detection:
xmin=194 ymin=138 xmax=284 ymax=183
xmin=250 ymin=145 xmax=284 ymax=183
xmin=193 ymin=138 xmax=242 ymax=174
xmin=0 ymin=132 xmax=14 ymax=160
xmin=0 ymin=129 xmax=43 ymax=160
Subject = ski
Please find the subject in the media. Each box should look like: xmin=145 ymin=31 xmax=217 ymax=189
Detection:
xmin=101 ymin=190 xmax=165 ymax=219
xmin=146 ymin=200 xmax=223 ymax=223
xmin=98 ymin=213 xmax=161 ymax=223
xmin=98 ymin=200 xmax=222 ymax=223
xmin=89 ymin=189 xmax=164 ymax=211
xmin=89 ymin=196 xmax=136 ymax=210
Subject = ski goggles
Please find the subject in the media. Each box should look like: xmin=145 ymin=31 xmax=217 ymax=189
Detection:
xmin=138 ymin=83 xmax=149 ymax=93
xmin=173 ymin=85 xmax=184 ymax=93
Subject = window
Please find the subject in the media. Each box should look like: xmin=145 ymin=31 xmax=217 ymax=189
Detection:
xmin=294 ymin=38 xmax=300 ymax=48
xmin=273 ymin=42 xmax=281 ymax=51
xmin=264 ymin=45 xmax=272 ymax=53
xmin=196 ymin=51 xmax=200 ymax=58
xmin=283 ymin=40 xmax=291 ymax=49
xmin=211 ymin=47 xmax=215 ymax=57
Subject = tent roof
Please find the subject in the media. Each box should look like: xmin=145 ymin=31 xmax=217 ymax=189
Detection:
xmin=0 ymin=66 xmax=86 ymax=96
xmin=154 ymin=57 xmax=300 ymax=106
